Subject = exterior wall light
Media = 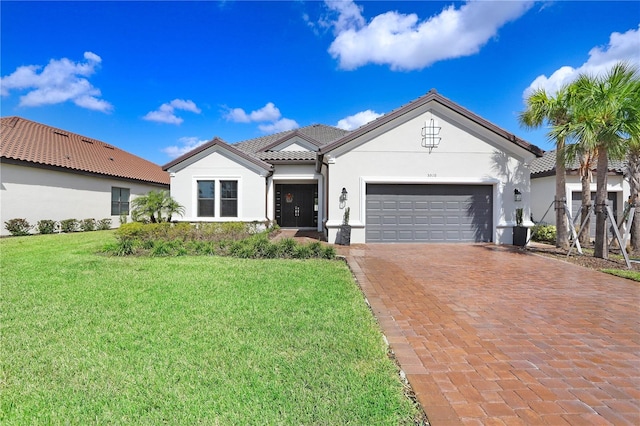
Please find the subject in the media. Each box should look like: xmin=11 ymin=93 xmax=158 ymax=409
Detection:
xmin=514 ymin=188 xmax=522 ymax=202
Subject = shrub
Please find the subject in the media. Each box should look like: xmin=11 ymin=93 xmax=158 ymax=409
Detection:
xmin=97 ymin=218 xmax=112 ymax=230
xmin=294 ymin=244 xmax=313 ymax=259
xmin=321 ymin=245 xmax=336 ymax=259
xmin=4 ymin=218 xmax=32 ymax=236
xmin=60 ymin=219 xmax=79 ymax=233
xmin=113 ymin=239 xmax=136 ymax=256
xmin=80 ymin=218 xmax=97 ymax=232
xmin=116 ymin=222 xmax=146 ymax=241
xmin=275 ymin=238 xmax=297 ymax=258
xmin=150 ymin=240 xmax=176 ymax=257
xmin=531 ymin=224 xmax=556 ymax=244
xmin=103 ymin=221 xmax=338 ymax=261
xmin=37 ymin=220 xmax=58 ymax=235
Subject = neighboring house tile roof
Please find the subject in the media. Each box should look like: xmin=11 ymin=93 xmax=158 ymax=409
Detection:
xmin=1 ymin=116 xmax=169 ymax=185
xmin=530 ymin=150 xmax=625 ymax=177
xmin=320 ymin=89 xmax=544 ymax=157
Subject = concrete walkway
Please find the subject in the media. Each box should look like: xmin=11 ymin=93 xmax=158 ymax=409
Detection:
xmin=340 ymin=244 xmax=639 ymax=425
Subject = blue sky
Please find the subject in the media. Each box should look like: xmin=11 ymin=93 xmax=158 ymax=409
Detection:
xmin=2 ymin=1 xmax=639 ymax=166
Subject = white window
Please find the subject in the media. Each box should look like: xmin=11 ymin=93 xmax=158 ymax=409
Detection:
xmin=196 ymin=179 xmax=238 ymax=218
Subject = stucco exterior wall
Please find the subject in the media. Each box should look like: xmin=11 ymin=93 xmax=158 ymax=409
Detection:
xmin=531 ymin=174 xmax=630 ymax=226
xmin=0 ymin=163 xmax=163 ymax=236
xmin=168 ymin=149 xmax=267 ymax=222
xmin=325 ymin=107 xmax=535 ymax=244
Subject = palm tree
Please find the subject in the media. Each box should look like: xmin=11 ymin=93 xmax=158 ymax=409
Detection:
xmin=627 ymin=138 xmax=640 ymax=255
xmin=131 ymin=190 xmax=185 ymax=223
xmin=565 ymin=144 xmax=597 ymax=246
xmin=565 ymin=62 xmax=640 ymax=259
xmin=519 ymin=87 xmax=572 ymax=249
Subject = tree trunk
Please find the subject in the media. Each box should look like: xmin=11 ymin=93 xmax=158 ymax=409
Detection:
xmin=555 ymin=142 xmax=569 ymax=249
xmin=594 ymin=148 xmax=609 ymax=259
xmin=578 ymin=170 xmax=591 ymax=246
xmin=629 ymin=150 xmax=640 ymax=255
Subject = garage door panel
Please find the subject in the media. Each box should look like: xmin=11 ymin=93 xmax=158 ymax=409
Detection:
xmin=366 ymin=184 xmax=493 ymax=243
xmin=398 ymin=201 xmax=413 ymax=210
xmin=414 ymin=215 xmax=428 ymax=225
xmin=430 ymin=215 xmax=445 ymax=225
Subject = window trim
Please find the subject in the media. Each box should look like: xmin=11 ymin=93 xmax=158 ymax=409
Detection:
xmin=193 ymin=177 xmax=241 ymax=219
xmin=111 ymin=187 xmax=130 ymax=216
xmin=197 ymin=180 xmax=216 ymax=217
xmin=220 ymin=180 xmax=238 ymax=218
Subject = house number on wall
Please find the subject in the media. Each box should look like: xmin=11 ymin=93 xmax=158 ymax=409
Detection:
xmin=427 ymin=173 xmax=437 ymax=177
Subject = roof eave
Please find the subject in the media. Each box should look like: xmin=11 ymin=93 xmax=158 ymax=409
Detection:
xmin=319 ymin=90 xmax=544 ymax=158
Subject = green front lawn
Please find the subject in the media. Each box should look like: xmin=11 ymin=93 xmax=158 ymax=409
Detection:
xmin=1 ymin=232 xmax=418 ymax=424
xmin=602 ymin=268 xmax=640 ymax=281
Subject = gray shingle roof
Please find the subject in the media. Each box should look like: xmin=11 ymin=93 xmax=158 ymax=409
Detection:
xmin=256 ymin=151 xmax=317 ymax=161
xmin=530 ymin=150 xmax=625 ymax=176
xmin=234 ymin=124 xmax=349 ymax=154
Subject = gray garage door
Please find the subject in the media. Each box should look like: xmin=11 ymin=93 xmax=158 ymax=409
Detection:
xmin=366 ymin=184 xmax=493 ymax=243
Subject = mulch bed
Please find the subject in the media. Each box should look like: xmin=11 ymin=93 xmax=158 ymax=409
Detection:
xmin=523 ymin=242 xmax=640 ymax=272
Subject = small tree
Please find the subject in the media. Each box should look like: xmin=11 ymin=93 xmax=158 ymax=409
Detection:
xmin=131 ymin=190 xmax=185 ymax=223
xmin=520 ymin=87 xmax=572 ymax=249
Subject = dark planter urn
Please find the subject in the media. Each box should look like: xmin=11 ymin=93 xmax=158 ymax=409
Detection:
xmin=513 ymin=226 xmax=528 ymax=247
xmin=339 ymin=225 xmax=352 ymax=246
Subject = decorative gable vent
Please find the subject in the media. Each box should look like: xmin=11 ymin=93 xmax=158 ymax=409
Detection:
xmin=421 ymin=114 xmax=441 ymax=153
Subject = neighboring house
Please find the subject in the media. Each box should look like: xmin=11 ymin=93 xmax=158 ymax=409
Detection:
xmin=0 ymin=116 xmax=169 ymax=236
xmin=163 ymin=90 xmax=543 ymax=244
xmin=530 ymin=150 xmax=630 ymax=237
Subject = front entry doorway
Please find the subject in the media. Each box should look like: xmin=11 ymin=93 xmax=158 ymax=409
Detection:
xmin=275 ymin=184 xmax=318 ymax=228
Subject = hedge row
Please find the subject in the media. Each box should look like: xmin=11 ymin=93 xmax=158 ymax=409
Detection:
xmin=3 ymin=218 xmax=112 ymax=236
xmin=103 ymin=222 xmax=336 ymax=260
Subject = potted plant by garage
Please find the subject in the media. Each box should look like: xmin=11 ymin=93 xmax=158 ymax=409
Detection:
xmin=513 ymin=207 xmax=527 ymax=247
xmin=339 ymin=207 xmax=351 ymax=246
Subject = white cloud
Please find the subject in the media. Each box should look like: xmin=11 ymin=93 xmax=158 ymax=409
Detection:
xmin=258 ymin=118 xmax=299 ymax=133
xmin=524 ymin=25 xmax=640 ymax=98
xmin=337 ymin=109 xmax=383 ymax=130
xmin=225 ymin=102 xmax=298 ymax=133
xmin=0 ymin=51 xmax=113 ymax=112
xmin=224 ymin=102 xmax=281 ymax=123
xmin=325 ymin=0 xmax=534 ymax=71
xmin=162 ymin=136 xmax=209 ymax=159
xmin=143 ymin=99 xmax=201 ymax=125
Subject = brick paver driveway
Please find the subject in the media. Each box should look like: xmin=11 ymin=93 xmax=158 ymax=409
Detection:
xmin=341 ymin=244 xmax=639 ymax=425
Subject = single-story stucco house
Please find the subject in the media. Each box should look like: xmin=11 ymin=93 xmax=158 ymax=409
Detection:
xmin=530 ymin=150 xmax=630 ymax=237
xmin=0 ymin=116 xmax=170 ymax=236
xmin=163 ymin=90 xmax=544 ymax=245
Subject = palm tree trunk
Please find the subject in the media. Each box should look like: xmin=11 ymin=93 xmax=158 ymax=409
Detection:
xmin=579 ymin=172 xmax=591 ymax=246
xmin=594 ymin=148 xmax=609 ymax=259
xmin=629 ymin=149 xmax=640 ymax=255
xmin=555 ymin=142 xmax=569 ymax=249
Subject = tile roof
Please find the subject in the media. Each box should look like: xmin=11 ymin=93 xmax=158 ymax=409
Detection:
xmin=320 ymin=89 xmax=544 ymax=158
xmin=530 ymin=150 xmax=625 ymax=176
xmin=1 ymin=116 xmax=169 ymax=185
